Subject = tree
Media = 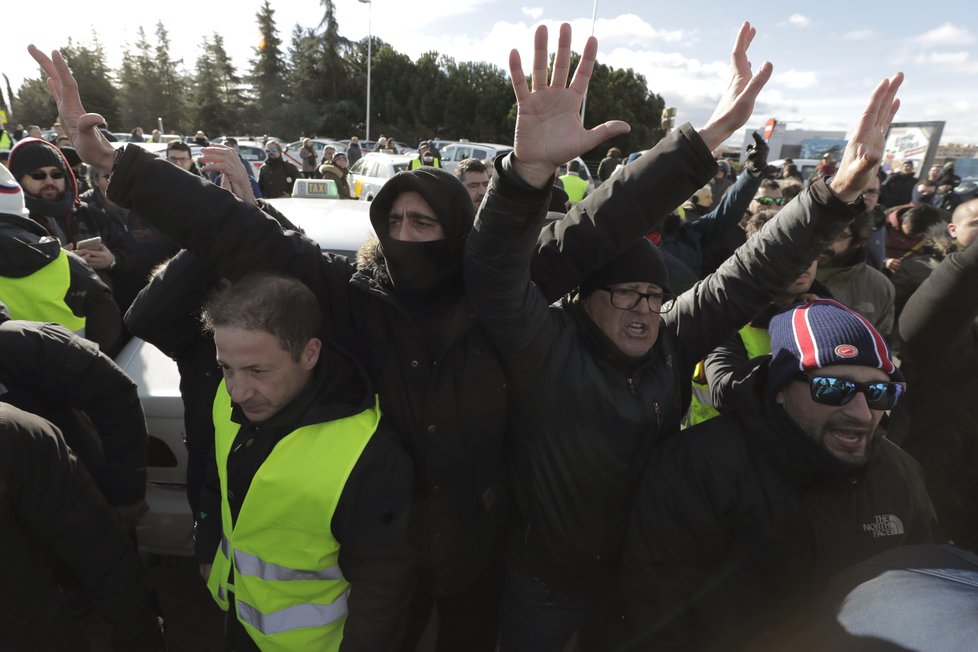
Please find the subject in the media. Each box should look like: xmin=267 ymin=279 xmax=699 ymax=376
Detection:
xmin=250 ymin=0 xmax=286 ymax=136
xmin=13 ymin=76 xmax=57 ymax=128
xmin=61 ymin=36 xmax=120 ymax=128
xmin=116 ymin=27 xmax=155 ymax=133
xmin=190 ymin=34 xmax=247 ymax=137
xmin=152 ymin=22 xmax=190 ymax=134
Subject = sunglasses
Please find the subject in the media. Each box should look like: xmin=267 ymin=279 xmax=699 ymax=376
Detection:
xmin=27 ymin=170 xmax=66 ymax=181
xmin=798 ymin=373 xmax=905 ymax=410
xmin=754 ymin=196 xmax=784 ymax=206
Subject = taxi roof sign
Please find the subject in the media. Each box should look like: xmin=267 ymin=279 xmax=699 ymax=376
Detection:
xmin=292 ymin=178 xmax=340 ymax=199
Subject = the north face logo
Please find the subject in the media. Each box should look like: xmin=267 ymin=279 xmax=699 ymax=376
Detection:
xmin=862 ymin=514 xmax=904 ymax=538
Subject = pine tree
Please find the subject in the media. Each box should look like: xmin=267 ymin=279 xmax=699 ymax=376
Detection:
xmin=250 ymin=0 xmax=286 ymax=136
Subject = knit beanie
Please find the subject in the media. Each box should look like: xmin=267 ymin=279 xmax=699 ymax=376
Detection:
xmin=580 ymin=238 xmax=671 ymax=297
xmin=767 ymin=299 xmax=903 ymax=396
xmin=8 ymin=137 xmax=67 ymax=181
xmin=0 ymin=164 xmax=27 ymax=217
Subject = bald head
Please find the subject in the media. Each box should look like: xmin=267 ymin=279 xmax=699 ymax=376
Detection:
xmin=949 ymin=198 xmax=978 ymax=248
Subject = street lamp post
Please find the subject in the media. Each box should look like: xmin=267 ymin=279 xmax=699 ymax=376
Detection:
xmin=580 ymin=0 xmax=598 ymax=124
xmin=359 ymin=0 xmax=372 ymax=144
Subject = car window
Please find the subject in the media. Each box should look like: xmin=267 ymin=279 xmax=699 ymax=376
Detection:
xmin=239 ymin=146 xmax=265 ymax=161
xmin=393 ymin=161 xmax=410 ymax=174
xmin=472 ymin=148 xmax=489 ymax=160
xmin=350 ymin=158 xmax=367 ymax=174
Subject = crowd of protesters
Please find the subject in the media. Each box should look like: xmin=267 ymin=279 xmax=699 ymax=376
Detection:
xmin=2 ymin=18 xmax=978 ymax=652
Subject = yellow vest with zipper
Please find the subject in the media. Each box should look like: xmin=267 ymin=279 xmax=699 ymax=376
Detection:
xmin=0 ymin=249 xmax=85 ymax=335
xmin=207 ymin=380 xmax=381 ymax=651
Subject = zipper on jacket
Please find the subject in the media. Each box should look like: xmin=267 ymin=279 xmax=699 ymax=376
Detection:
xmin=626 ymin=377 xmax=638 ymax=397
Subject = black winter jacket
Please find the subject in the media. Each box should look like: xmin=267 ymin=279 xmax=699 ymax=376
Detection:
xmin=899 ymin=236 xmax=978 ymax=549
xmin=0 ymin=402 xmax=162 ymax=652
xmin=0 ymin=212 xmax=120 ymax=350
xmin=106 ymin=125 xmax=720 ymax=596
xmin=621 ymin=363 xmax=936 ymax=652
xmin=0 ymin=316 xmax=147 ymax=504
xmin=467 ymin=162 xmax=865 ymax=597
xmin=258 ymin=155 xmax=301 ymax=199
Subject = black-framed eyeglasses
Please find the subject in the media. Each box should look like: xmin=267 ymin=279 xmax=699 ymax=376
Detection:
xmin=754 ymin=196 xmax=784 ymax=206
xmin=600 ymin=287 xmax=674 ymax=313
xmin=798 ymin=373 xmax=906 ymax=410
xmin=167 ymin=156 xmax=190 ymax=163
xmin=27 ymin=170 xmax=66 ymax=180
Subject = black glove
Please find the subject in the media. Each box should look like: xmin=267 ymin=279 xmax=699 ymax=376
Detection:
xmin=745 ymin=132 xmax=769 ymax=176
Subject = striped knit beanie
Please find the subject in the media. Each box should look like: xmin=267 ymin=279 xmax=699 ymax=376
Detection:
xmin=767 ymin=299 xmax=903 ymax=395
xmin=0 ymin=164 xmax=27 ymax=217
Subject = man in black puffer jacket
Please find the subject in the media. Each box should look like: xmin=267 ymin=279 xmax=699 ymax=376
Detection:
xmin=620 ymin=300 xmax=935 ymax=652
xmin=0 ymin=402 xmax=163 ymax=651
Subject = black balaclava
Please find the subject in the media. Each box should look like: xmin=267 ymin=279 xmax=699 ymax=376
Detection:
xmin=369 ymin=166 xmax=475 ymax=300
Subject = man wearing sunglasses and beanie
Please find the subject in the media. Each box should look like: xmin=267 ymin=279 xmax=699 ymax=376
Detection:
xmin=7 ymin=138 xmax=130 ymax=302
xmin=621 ymin=298 xmax=935 ymax=651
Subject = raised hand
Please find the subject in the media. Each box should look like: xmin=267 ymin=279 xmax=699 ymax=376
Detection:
xmin=199 ymin=146 xmax=258 ymax=205
xmin=697 ymin=22 xmax=774 ymax=153
xmin=27 ymin=45 xmax=116 ymax=172
xmin=509 ymin=23 xmax=630 ymax=188
xmin=829 ymin=73 xmax=903 ymax=202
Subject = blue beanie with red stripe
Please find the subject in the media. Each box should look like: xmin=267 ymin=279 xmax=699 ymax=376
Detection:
xmin=767 ymin=299 xmax=903 ymax=396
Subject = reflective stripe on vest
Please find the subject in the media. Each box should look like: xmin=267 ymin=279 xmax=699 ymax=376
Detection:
xmin=560 ymin=174 xmax=588 ymax=204
xmin=237 ymin=591 xmax=351 ymax=636
xmin=687 ymin=324 xmax=773 ymax=427
xmin=208 ymin=381 xmax=381 ymax=651
xmin=0 ymin=249 xmax=85 ymax=334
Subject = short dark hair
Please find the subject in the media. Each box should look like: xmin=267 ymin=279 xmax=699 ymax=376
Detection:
xmin=454 ymin=157 xmax=488 ymax=180
xmin=568 ymin=159 xmax=582 ymax=173
xmin=167 ymin=141 xmax=191 ymax=156
xmin=902 ymin=204 xmax=944 ymax=235
xmin=202 ymin=272 xmax=322 ymax=361
xmin=779 ymin=180 xmax=804 ymax=204
xmin=759 ymin=179 xmax=781 ymax=192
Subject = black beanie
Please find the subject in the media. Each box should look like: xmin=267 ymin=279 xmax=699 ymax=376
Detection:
xmin=9 ymin=137 xmax=68 ymax=181
xmin=580 ymin=238 xmax=671 ymax=297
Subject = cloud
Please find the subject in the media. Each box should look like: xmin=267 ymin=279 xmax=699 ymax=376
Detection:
xmin=912 ymin=23 xmax=975 ymax=46
xmin=913 ymin=51 xmax=978 ymax=75
xmin=521 ymin=7 xmax=543 ymax=21
xmin=784 ymin=14 xmax=811 ymax=28
xmin=773 ymin=69 xmax=818 ymax=90
xmin=839 ymin=30 xmax=875 ymax=41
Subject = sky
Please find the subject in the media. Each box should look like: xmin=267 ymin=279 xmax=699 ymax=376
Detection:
xmin=4 ymin=1 xmax=978 ymax=146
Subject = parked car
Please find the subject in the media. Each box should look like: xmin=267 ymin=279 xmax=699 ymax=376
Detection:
xmin=220 ymin=139 xmax=269 ymax=177
xmin=348 ymin=152 xmax=413 ymax=201
xmin=770 ymin=158 xmax=820 ymax=182
xmin=117 ymin=196 xmax=373 ymax=556
xmin=439 ymin=141 xmax=512 ymax=173
xmin=282 ymin=138 xmax=347 ymax=169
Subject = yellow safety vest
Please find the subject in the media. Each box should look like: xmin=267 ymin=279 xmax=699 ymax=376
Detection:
xmin=560 ymin=174 xmax=588 ymax=205
xmin=687 ymin=324 xmax=772 ymax=426
xmin=208 ymin=381 xmax=381 ymax=651
xmin=0 ymin=249 xmax=85 ymax=335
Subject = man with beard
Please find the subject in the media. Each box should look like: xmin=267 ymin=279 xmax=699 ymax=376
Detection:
xmin=622 ymin=299 xmax=935 ymax=652
xmin=815 ymin=207 xmax=895 ymax=337
xmin=7 ymin=137 xmax=129 ymax=291
xmin=0 ymin=164 xmax=119 ymax=350
xmin=33 ymin=20 xmax=770 ymax=649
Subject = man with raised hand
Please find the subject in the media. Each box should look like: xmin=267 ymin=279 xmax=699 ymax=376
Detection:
xmin=467 ymin=24 xmax=904 ymax=650
xmin=620 ymin=300 xmax=933 ymax=652
xmin=30 ymin=22 xmax=765 ymax=649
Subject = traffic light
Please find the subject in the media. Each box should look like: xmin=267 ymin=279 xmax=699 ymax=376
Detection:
xmin=661 ymin=107 xmax=677 ymax=131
